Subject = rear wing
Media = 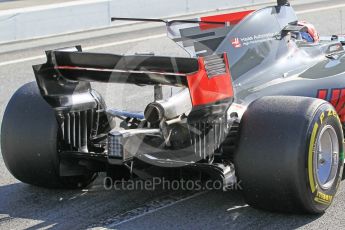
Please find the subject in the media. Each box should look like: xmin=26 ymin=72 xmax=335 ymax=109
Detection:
xmin=33 ymin=47 xmax=234 ymax=109
xmin=49 ymin=50 xmax=198 ymax=86
xmin=33 ymin=0 xmax=294 ymax=111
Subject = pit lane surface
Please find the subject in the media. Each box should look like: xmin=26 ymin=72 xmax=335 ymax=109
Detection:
xmin=1 ymin=1 xmax=345 ymax=229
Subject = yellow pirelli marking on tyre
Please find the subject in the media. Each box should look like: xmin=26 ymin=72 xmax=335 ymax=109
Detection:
xmin=308 ymin=123 xmax=318 ymax=193
xmin=314 ymin=191 xmax=333 ymax=205
xmin=320 ymin=112 xmax=325 ymax=124
xmin=327 ymin=109 xmax=338 ymax=118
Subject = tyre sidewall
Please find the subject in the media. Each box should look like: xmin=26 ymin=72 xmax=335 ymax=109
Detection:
xmin=302 ymin=104 xmax=344 ymax=213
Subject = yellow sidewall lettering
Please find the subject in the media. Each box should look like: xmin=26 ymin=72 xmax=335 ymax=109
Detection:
xmin=320 ymin=112 xmax=325 ymax=124
xmin=314 ymin=197 xmax=331 ymax=205
xmin=315 ymin=191 xmax=333 ymax=204
xmin=308 ymin=123 xmax=318 ymax=193
xmin=310 ymin=108 xmax=341 ymax=205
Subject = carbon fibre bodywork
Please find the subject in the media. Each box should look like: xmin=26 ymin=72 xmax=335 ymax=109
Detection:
xmin=32 ymin=1 xmax=345 ymax=171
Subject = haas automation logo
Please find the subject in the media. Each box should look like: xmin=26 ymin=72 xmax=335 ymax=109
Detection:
xmin=231 ymin=38 xmax=242 ymax=48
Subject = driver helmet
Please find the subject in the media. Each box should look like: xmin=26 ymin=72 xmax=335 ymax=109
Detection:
xmin=298 ymin=21 xmax=320 ymax=43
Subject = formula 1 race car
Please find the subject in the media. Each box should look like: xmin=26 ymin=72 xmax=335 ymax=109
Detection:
xmin=2 ymin=0 xmax=345 ymax=214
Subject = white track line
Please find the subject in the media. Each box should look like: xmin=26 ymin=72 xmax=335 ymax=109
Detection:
xmin=296 ymin=4 xmax=345 ymax=15
xmin=0 ymin=34 xmax=166 ymax=67
xmin=82 ymin=33 xmax=166 ymax=51
xmin=101 ymin=191 xmax=207 ymax=228
xmin=226 ymin=204 xmax=249 ymax=212
xmin=0 ymin=0 xmax=109 ymax=16
xmin=1 ymin=3 xmax=345 ymax=67
xmin=0 ymin=55 xmax=46 ymax=67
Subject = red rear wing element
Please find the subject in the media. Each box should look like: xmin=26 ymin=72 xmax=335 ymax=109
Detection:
xmin=187 ymin=54 xmax=233 ymax=106
xmin=40 ymin=50 xmax=234 ymax=108
xmin=200 ymin=10 xmax=254 ymax=30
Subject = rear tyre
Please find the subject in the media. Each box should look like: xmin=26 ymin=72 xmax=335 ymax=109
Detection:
xmin=235 ymin=96 xmax=344 ymax=214
xmin=1 ymin=82 xmax=96 ymax=189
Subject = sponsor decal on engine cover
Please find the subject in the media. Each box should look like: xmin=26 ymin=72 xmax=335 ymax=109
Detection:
xmin=231 ymin=38 xmax=242 ymax=48
xmin=231 ymin=32 xmax=279 ymax=48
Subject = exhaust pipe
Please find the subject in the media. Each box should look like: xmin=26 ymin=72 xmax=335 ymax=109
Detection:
xmin=144 ymin=89 xmax=192 ymax=123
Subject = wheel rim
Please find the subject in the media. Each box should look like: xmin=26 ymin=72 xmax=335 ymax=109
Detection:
xmin=314 ymin=125 xmax=339 ymax=190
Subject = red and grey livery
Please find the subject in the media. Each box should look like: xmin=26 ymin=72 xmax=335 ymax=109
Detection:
xmin=2 ymin=0 xmax=345 ymax=214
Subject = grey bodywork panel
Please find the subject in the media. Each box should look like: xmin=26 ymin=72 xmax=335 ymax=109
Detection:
xmin=207 ymin=5 xmax=345 ymax=107
xmin=33 ymin=3 xmax=345 ymax=168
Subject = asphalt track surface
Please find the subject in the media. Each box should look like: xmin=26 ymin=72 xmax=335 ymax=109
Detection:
xmin=1 ymin=1 xmax=345 ymax=229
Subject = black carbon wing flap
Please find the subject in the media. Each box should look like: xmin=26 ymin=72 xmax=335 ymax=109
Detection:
xmin=46 ymin=50 xmax=199 ymax=86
